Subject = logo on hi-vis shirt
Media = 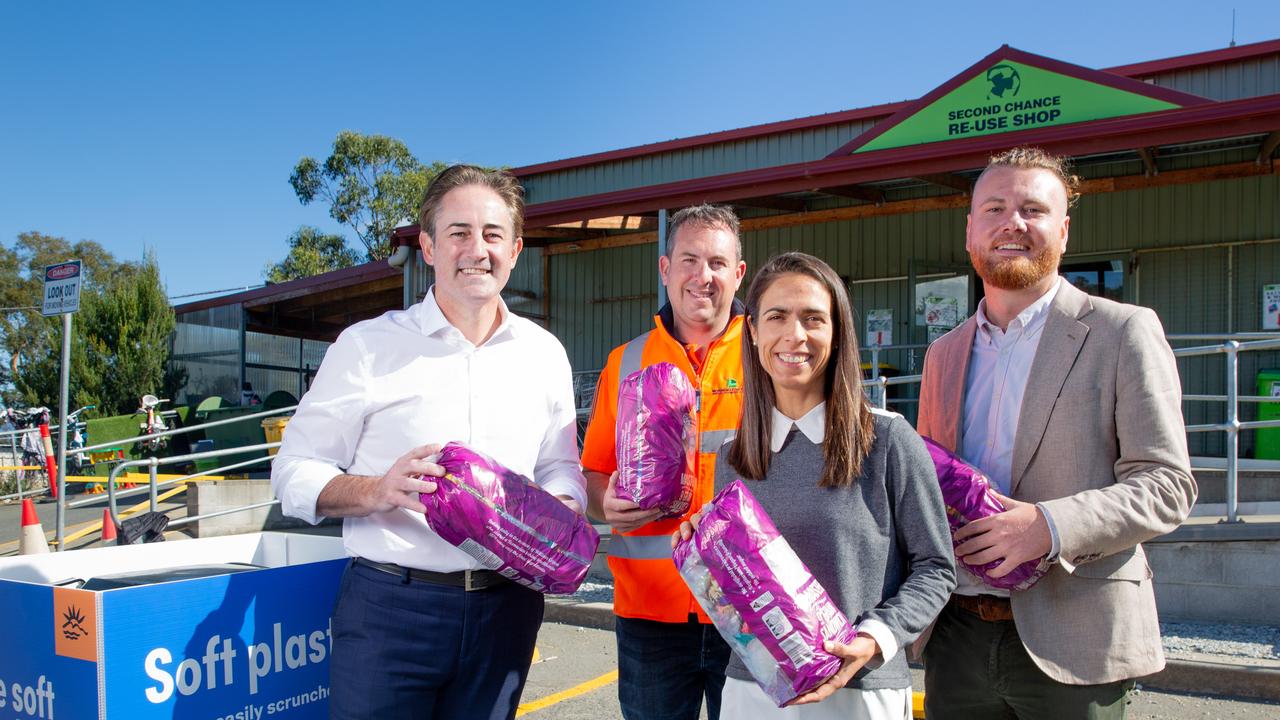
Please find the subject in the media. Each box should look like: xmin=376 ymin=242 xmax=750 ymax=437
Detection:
xmin=54 ymin=586 xmax=97 ymax=661
xmin=711 ymin=378 xmax=742 ymax=396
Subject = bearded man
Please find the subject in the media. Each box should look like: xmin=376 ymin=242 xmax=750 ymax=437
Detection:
xmin=916 ymin=147 xmax=1196 ymax=720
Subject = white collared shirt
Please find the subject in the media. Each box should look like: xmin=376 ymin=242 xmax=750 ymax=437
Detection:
xmin=958 ymin=277 xmax=1063 ymax=596
xmin=271 ymin=288 xmax=586 ymax=572
xmin=768 ymin=401 xmax=900 ymax=666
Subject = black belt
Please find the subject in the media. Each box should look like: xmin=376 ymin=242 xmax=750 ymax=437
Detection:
xmin=353 ymin=557 xmax=508 ymax=591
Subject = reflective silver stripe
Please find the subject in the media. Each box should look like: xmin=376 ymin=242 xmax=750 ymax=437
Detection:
xmin=607 ymin=533 xmax=674 ymax=560
xmin=619 ymin=332 xmax=650 ymax=382
xmin=699 ymin=428 xmax=736 ymax=454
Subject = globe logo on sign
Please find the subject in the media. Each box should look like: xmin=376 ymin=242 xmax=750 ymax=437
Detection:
xmin=986 ymin=64 xmax=1021 ymax=99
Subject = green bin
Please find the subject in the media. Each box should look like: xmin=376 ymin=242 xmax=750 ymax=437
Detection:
xmin=1257 ymin=370 xmax=1280 ymax=460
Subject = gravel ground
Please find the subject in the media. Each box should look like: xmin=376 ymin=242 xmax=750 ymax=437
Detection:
xmin=1161 ymin=621 xmax=1280 ymax=660
xmin=566 ymin=582 xmax=1280 ymax=662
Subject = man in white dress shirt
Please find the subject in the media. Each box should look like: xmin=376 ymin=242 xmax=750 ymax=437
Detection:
xmin=272 ymin=165 xmax=587 ymax=720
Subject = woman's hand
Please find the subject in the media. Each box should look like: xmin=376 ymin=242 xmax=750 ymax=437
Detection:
xmin=787 ymin=633 xmax=880 ymax=706
xmin=670 ymin=508 xmax=707 ymax=548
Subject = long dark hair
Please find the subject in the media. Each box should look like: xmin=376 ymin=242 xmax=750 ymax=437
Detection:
xmin=727 ymin=252 xmax=875 ymax=488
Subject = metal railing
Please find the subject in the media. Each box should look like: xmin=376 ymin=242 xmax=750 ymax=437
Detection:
xmin=1173 ymin=337 xmax=1280 ymax=523
xmin=856 ymin=337 xmax=1280 ymax=524
xmin=94 ymin=441 xmax=282 ymax=548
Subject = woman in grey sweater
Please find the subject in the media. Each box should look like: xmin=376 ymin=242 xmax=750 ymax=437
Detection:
xmin=680 ymin=252 xmax=955 ymax=719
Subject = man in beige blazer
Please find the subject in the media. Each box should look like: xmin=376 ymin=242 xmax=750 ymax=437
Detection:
xmin=917 ymin=147 xmax=1196 ymax=719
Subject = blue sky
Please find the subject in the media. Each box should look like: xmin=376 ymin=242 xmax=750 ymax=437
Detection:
xmin=2 ymin=1 xmax=1277 ymax=299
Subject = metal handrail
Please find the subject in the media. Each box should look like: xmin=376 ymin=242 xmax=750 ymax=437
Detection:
xmin=103 ymin=442 xmax=281 ymax=530
xmin=80 ymin=404 xmax=297 ymax=454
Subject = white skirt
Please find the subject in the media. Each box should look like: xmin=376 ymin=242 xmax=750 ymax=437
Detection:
xmin=720 ymin=677 xmax=912 ymax=720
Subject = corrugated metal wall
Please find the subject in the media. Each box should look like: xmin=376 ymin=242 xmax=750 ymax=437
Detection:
xmin=1137 ymin=53 xmax=1280 ymax=101
xmin=522 ymin=119 xmax=880 ymax=204
xmin=522 ymin=172 xmax=1280 ymax=456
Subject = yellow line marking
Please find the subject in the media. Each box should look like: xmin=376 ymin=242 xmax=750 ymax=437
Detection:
xmin=913 ymin=690 xmax=926 ymax=718
xmin=516 ymin=669 xmax=618 ymax=716
xmin=531 ymin=646 xmax=540 ymax=664
xmin=57 ymin=483 xmax=191 ymax=545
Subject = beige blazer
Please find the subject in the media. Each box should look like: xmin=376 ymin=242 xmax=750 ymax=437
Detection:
xmin=917 ymin=280 xmax=1196 ymax=685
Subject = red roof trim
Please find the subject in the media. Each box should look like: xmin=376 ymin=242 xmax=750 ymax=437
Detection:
xmin=829 ymin=45 xmax=1212 ymax=157
xmin=515 ymin=94 xmax=1280 ymax=228
xmin=505 ymin=40 xmax=1276 ymax=180
xmin=174 ymin=260 xmax=400 ymax=314
xmin=507 ymin=101 xmax=909 ymax=177
xmin=1106 ymin=38 xmax=1280 ymax=77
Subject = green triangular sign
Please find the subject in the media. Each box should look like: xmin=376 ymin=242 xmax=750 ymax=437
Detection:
xmin=854 ymin=59 xmax=1184 ymax=154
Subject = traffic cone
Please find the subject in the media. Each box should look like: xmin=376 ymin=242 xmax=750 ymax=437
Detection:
xmin=100 ymin=509 xmax=118 ymax=546
xmin=19 ymin=499 xmax=50 ymax=555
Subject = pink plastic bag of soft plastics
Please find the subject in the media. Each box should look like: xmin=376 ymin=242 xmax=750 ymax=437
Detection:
xmin=616 ymin=362 xmax=695 ymax=518
xmin=921 ymin=436 xmax=1049 ymax=591
xmin=673 ymin=480 xmax=856 ymax=706
xmin=421 ymin=442 xmax=600 ymax=595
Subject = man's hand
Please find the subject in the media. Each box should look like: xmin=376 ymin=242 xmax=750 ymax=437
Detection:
xmin=788 ymin=634 xmax=880 ymax=706
xmin=954 ymin=492 xmax=1051 ymax=578
xmin=367 ymin=443 xmax=444 ymax=515
xmin=601 ymin=471 xmax=661 ymax=533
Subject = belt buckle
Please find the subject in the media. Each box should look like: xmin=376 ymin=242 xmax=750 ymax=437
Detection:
xmin=464 ymin=570 xmax=478 ymax=592
xmin=978 ymin=597 xmax=1010 ymax=622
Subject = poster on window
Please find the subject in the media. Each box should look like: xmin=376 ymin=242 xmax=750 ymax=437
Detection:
xmin=865 ymin=309 xmax=893 ymax=348
xmin=1264 ymin=284 xmax=1280 ymax=331
xmin=924 ymin=296 xmax=959 ymax=329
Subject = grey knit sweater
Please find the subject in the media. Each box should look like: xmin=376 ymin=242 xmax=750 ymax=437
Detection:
xmin=715 ymin=410 xmax=956 ymax=690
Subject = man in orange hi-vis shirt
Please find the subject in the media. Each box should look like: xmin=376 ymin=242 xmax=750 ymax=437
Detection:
xmin=581 ymin=204 xmax=747 ymax=720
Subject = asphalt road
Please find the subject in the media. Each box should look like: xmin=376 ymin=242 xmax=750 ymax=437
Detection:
xmin=521 ymin=623 xmax=1280 ymax=719
xmin=0 ymin=489 xmax=188 ymax=554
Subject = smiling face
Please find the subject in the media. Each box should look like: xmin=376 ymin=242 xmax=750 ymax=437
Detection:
xmin=420 ymin=184 xmax=522 ymax=318
xmin=966 ymin=166 xmax=1070 ymax=293
xmin=658 ymin=223 xmax=746 ymax=341
xmin=748 ymin=272 xmax=833 ymax=417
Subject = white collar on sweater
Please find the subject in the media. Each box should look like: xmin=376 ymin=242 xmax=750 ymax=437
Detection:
xmin=770 ymin=402 xmax=826 ymax=452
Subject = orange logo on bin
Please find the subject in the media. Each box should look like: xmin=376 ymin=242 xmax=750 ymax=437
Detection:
xmin=54 ymin=587 xmax=98 ymax=662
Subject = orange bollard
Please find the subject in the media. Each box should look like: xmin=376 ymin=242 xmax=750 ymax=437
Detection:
xmin=19 ymin=498 xmax=50 ymax=554
xmin=100 ymin=509 xmax=118 ymax=545
xmin=38 ymin=422 xmax=58 ymax=499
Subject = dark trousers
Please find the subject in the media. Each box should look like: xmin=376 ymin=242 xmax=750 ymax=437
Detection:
xmin=615 ymin=615 xmax=732 ymax=720
xmin=329 ymin=559 xmax=544 ymax=720
xmin=924 ymin=601 xmax=1134 ymax=720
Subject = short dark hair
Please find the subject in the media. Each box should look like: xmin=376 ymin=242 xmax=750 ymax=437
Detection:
xmin=978 ymin=146 xmax=1081 ymax=207
xmin=419 ymin=165 xmax=526 ymax=239
xmin=728 ymin=252 xmax=875 ymax=488
xmin=666 ymin=204 xmax=742 ymax=260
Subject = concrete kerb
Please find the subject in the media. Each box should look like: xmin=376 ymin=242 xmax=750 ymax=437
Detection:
xmin=543 ymin=598 xmax=1280 ymax=703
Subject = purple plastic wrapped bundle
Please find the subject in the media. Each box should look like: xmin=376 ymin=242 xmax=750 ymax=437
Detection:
xmin=921 ymin=436 xmax=1049 ymax=591
xmin=421 ymin=442 xmax=600 ymax=595
xmin=673 ymin=480 xmax=856 ymax=707
xmin=616 ymin=362 xmax=695 ymax=518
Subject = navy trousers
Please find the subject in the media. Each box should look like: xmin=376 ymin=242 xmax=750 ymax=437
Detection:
xmin=615 ymin=615 xmax=731 ymax=720
xmin=329 ymin=559 xmax=544 ymax=720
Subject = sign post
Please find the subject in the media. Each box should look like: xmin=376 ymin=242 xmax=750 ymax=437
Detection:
xmin=43 ymin=260 xmax=82 ymax=551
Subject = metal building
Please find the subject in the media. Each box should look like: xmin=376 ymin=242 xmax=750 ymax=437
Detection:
xmin=392 ymin=40 xmax=1280 ymax=457
xmin=177 ymin=40 xmax=1280 ymax=459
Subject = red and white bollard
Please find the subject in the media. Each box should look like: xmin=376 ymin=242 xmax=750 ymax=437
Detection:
xmin=38 ymin=422 xmax=58 ymax=499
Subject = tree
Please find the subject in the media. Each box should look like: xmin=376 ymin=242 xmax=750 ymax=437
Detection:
xmin=263 ymin=226 xmax=362 ymax=283
xmin=2 ymin=235 xmax=180 ymax=416
xmin=289 ymin=131 xmax=446 ymax=260
xmin=1 ymin=232 xmax=125 ymax=409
